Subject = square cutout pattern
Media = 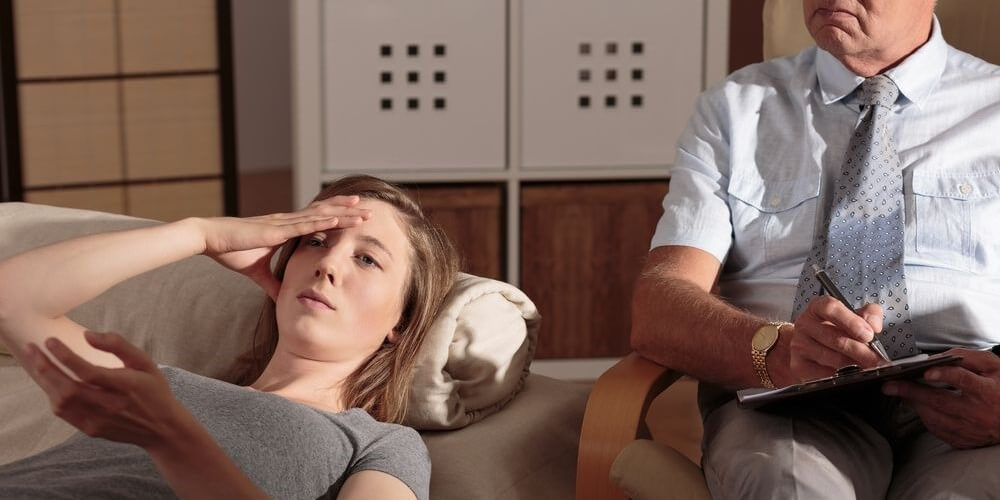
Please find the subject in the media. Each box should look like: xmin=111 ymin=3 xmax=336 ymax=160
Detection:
xmin=375 ymin=43 xmax=450 ymax=112
xmin=575 ymin=39 xmax=646 ymax=111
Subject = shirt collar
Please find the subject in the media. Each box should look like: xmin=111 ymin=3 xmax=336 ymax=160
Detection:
xmin=816 ymin=15 xmax=947 ymax=107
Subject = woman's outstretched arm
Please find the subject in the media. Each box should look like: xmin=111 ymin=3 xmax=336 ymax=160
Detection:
xmin=25 ymin=332 xmax=269 ymax=500
xmin=0 ymin=199 xmax=366 ymax=369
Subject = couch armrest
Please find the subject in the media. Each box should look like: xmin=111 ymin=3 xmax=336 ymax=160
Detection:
xmin=576 ymin=352 xmax=683 ymax=500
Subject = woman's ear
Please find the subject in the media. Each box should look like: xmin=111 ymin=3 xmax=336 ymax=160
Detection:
xmin=385 ymin=329 xmax=401 ymax=344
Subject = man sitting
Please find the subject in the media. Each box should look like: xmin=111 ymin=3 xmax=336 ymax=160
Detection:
xmin=632 ymin=1 xmax=1000 ymax=498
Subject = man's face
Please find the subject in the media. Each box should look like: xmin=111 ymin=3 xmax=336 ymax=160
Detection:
xmin=802 ymin=0 xmax=935 ymax=60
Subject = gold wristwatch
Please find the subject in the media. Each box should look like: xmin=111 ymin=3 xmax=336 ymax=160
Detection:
xmin=751 ymin=321 xmax=790 ymax=389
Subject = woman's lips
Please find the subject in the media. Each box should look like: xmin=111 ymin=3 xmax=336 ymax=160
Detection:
xmin=297 ymin=293 xmax=334 ymax=310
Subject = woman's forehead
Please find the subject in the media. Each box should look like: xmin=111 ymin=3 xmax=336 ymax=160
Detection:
xmin=349 ymin=199 xmax=409 ymax=250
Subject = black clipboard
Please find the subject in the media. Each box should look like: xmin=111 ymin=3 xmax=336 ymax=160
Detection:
xmin=736 ymin=352 xmax=962 ymax=409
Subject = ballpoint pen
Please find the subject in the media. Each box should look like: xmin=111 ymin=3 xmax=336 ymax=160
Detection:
xmin=810 ymin=264 xmax=892 ymax=362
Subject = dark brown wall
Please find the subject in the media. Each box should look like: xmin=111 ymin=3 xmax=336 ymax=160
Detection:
xmin=729 ymin=0 xmax=765 ymax=72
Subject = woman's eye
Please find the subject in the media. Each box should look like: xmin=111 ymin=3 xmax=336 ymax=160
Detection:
xmin=356 ymin=254 xmax=379 ymax=268
xmin=306 ymin=237 xmax=324 ymax=247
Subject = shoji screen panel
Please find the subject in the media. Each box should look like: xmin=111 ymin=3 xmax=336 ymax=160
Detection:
xmin=13 ymin=0 xmax=117 ymax=79
xmin=118 ymin=0 xmax=217 ymax=73
xmin=6 ymin=0 xmax=233 ymax=220
xmin=18 ymin=80 xmax=123 ymax=186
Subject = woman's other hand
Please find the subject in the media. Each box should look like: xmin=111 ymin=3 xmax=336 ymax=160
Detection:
xmin=196 ymin=196 xmax=370 ymax=299
xmin=29 ymin=333 xmax=271 ymax=498
xmin=25 ymin=332 xmax=193 ymax=451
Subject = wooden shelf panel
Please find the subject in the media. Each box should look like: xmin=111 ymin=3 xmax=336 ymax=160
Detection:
xmin=406 ymin=183 xmax=504 ymax=280
xmin=521 ymin=180 xmax=668 ymax=358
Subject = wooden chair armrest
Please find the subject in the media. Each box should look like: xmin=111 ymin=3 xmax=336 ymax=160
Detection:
xmin=576 ymin=352 xmax=683 ymax=500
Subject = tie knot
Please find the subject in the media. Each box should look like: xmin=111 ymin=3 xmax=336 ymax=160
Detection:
xmin=858 ymin=75 xmax=899 ymax=108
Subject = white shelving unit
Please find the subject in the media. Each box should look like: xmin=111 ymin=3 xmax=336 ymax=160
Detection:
xmin=293 ymin=0 xmax=730 ymax=294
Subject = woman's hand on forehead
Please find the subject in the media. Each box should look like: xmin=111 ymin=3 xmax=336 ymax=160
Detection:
xmin=195 ymin=201 xmax=371 ymax=299
xmin=307 ymin=195 xmax=367 ymax=210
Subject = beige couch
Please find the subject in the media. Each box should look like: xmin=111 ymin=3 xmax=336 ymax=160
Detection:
xmin=0 ymin=202 xmax=589 ymax=499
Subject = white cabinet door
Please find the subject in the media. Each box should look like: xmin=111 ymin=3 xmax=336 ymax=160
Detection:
xmin=323 ymin=0 xmax=506 ymax=172
xmin=520 ymin=0 xmax=704 ymax=169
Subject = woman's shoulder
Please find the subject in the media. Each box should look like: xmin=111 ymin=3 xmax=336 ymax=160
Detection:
xmin=330 ymin=410 xmax=428 ymax=464
xmin=332 ymin=409 xmax=424 ymax=445
xmin=333 ymin=410 xmax=430 ymax=497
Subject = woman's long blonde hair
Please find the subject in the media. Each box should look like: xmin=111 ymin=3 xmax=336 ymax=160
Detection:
xmin=224 ymin=175 xmax=459 ymax=423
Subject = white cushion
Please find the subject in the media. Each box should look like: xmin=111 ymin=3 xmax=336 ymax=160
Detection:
xmin=408 ymin=273 xmax=538 ymax=429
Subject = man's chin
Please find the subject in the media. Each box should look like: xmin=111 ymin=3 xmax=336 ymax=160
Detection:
xmin=812 ymin=27 xmax=858 ymax=56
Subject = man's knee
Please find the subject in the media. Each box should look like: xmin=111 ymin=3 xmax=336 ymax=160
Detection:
xmin=702 ymin=402 xmax=892 ymax=499
xmin=703 ymin=447 xmax=791 ymax=498
xmin=889 ymin=435 xmax=1000 ymax=500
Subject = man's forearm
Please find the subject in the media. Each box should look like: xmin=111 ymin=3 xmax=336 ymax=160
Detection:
xmin=630 ymin=272 xmax=788 ymax=389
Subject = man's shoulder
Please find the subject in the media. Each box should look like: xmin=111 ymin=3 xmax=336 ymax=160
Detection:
xmin=944 ymin=44 xmax=1000 ymax=79
xmin=701 ymin=47 xmax=817 ymax=105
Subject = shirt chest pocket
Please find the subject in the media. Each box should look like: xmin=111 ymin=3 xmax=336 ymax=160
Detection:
xmin=912 ymin=171 xmax=1000 ymax=273
xmin=727 ymin=174 xmax=821 ymax=269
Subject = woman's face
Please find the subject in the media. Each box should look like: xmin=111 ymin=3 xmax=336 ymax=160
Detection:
xmin=275 ymin=199 xmax=412 ymax=363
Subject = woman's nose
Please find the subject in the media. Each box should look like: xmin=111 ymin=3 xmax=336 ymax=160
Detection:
xmin=314 ymin=267 xmax=336 ymax=285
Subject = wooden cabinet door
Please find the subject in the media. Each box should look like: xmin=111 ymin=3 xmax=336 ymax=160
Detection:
xmin=407 ymin=184 xmax=504 ymax=280
xmin=521 ymin=180 xmax=668 ymax=358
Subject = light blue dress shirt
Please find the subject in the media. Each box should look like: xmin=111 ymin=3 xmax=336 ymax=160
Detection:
xmin=651 ymin=17 xmax=1000 ymax=351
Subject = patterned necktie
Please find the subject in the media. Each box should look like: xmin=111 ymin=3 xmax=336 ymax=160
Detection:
xmin=792 ymin=75 xmax=916 ymax=360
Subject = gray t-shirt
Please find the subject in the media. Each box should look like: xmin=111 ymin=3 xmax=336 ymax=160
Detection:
xmin=0 ymin=366 xmax=430 ymax=499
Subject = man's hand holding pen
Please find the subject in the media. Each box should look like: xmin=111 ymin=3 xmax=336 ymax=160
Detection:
xmin=786 ymin=296 xmax=887 ymax=383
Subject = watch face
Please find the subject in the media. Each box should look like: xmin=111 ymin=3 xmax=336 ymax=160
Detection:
xmin=752 ymin=326 xmax=779 ymax=351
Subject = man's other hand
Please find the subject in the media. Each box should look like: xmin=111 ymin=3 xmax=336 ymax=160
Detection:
xmin=883 ymin=348 xmax=1000 ymax=449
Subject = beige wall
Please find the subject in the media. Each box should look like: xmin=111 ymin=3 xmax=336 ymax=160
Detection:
xmin=232 ymin=0 xmax=291 ymax=173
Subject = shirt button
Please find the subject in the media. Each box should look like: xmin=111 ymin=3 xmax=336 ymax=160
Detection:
xmin=769 ymin=196 xmax=782 ymax=208
xmin=959 ymin=183 xmax=973 ymax=195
